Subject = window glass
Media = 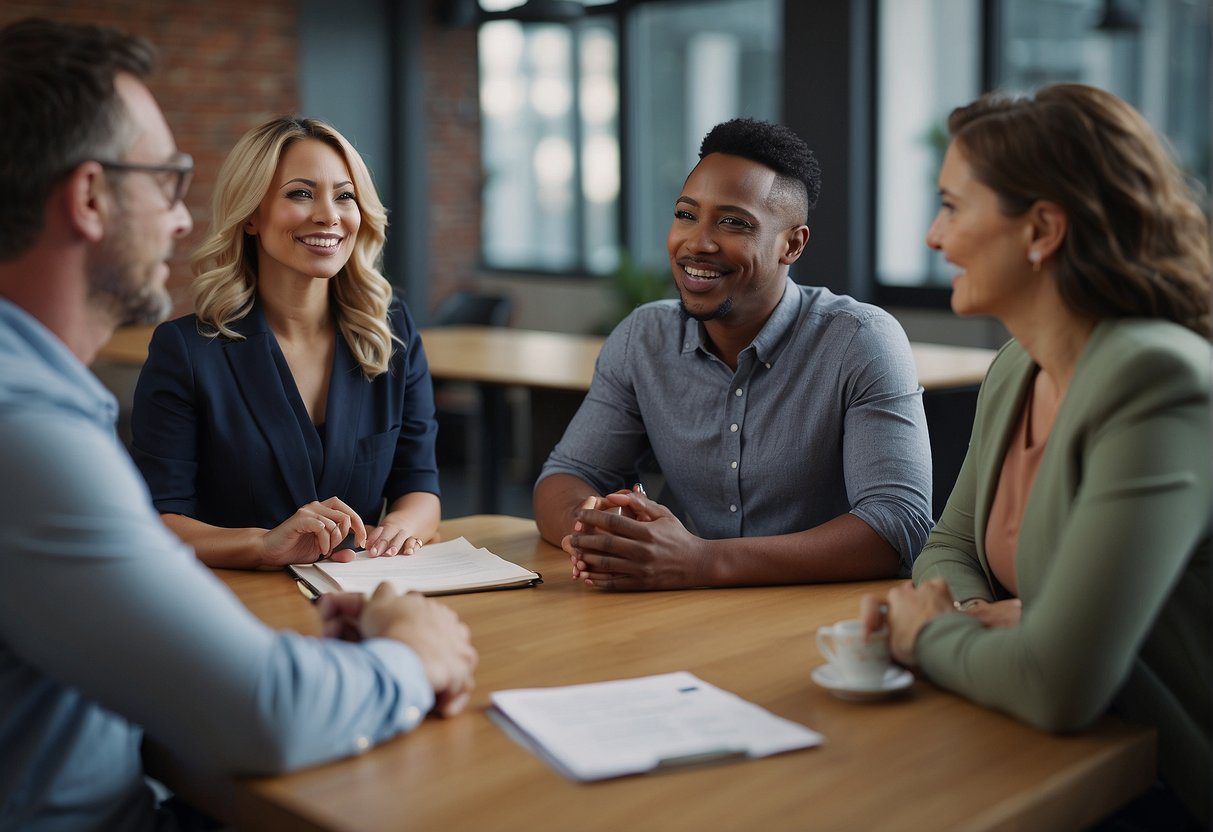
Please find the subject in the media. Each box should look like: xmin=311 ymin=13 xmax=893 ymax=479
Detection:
xmin=479 ymin=0 xmax=779 ymax=275
xmin=876 ymin=0 xmax=1210 ymax=290
xmin=999 ymin=0 xmax=1209 ymax=188
xmin=479 ymin=0 xmax=613 ymax=10
xmin=628 ymin=0 xmax=783 ymax=271
xmin=480 ymin=20 xmax=620 ymax=272
xmin=876 ymin=0 xmax=980 ymax=288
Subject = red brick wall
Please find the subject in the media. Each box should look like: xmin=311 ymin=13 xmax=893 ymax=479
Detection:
xmin=422 ymin=1 xmax=483 ymax=308
xmin=0 ymin=1 xmax=299 ymax=314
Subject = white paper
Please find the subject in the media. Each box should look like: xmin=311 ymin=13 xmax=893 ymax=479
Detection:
xmin=490 ymin=671 xmax=823 ymax=781
xmin=312 ymin=537 xmax=538 ymax=594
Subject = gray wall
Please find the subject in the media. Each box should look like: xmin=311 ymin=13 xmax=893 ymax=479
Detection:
xmin=298 ymin=0 xmax=429 ymax=319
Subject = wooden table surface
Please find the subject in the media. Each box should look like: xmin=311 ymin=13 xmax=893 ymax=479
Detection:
xmin=98 ymin=324 xmax=996 ymax=392
xmin=192 ymin=515 xmax=1153 ymax=832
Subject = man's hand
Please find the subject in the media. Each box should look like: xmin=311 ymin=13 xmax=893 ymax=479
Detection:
xmin=259 ymin=497 xmax=367 ymax=566
xmin=315 ymin=592 xmax=367 ymax=642
xmin=564 ymin=491 xmax=711 ymax=591
xmin=360 ymin=584 xmax=477 ymax=717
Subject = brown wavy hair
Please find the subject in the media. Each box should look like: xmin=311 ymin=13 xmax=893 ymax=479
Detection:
xmin=947 ymin=83 xmax=1210 ymax=337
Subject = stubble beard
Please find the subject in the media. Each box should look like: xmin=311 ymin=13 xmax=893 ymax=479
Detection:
xmin=86 ymin=207 xmax=174 ymax=327
xmin=679 ymin=293 xmax=734 ymax=323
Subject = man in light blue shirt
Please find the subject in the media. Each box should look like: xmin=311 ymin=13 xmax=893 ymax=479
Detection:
xmin=0 ymin=19 xmax=476 ymax=830
xmin=535 ymin=119 xmax=932 ymax=590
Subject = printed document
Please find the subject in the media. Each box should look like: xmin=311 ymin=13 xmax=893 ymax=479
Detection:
xmin=489 ymin=671 xmax=823 ymax=781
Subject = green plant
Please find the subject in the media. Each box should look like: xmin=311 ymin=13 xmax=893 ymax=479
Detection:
xmin=597 ymin=253 xmax=674 ymax=334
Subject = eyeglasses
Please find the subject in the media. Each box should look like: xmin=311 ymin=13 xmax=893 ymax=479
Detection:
xmin=96 ymin=152 xmax=194 ymax=207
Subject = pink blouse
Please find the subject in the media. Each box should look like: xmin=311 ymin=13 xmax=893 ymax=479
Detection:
xmin=985 ymin=370 xmax=1059 ymax=596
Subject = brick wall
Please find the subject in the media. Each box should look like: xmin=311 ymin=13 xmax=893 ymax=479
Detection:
xmin=0 ymin=1 xmax=299 ymax=314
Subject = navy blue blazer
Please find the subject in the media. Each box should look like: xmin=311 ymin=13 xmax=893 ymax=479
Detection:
xmin=130 ymin=299 xmax=440 ymax=531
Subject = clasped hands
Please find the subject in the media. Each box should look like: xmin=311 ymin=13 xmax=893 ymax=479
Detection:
xmin=259 ymin=496 xmax=428 ymax=566
xmin=317 ymin=583 xmax=477 ymax=717
xmin=561 ymin=489 xmax=710 ymax=591
xmin=859 ymin=580 xmax=1024 ymax=666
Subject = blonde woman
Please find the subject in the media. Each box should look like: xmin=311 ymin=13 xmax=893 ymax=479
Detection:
xmin=863 ymin=85 xmax=1210 ymax=827
xmin=131 ymin=117 xmax=440 ymax=568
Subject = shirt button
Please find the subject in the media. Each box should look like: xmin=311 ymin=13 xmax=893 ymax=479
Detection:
xmin=730 ymin=461 xmax=738 ymax=469
xmin=729 ymin=504 xmax=737 ymax=512
xmin=734 ymin=388 xmax=743 ymax=397
xmin=355 ymin=735 xmax=371 ymax=751
xmin=405 ymin=705 xmax=422 ymax=724
xmin=765 ymin=362 xmax=772 ymax=369
xmin=729 ymin=423 xmax=738 ymax=432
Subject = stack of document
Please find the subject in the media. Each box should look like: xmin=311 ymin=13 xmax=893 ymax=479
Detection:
xmin=290 ymin=536 xmax=541 ymax=596
xmin=490 ymin=671 xmax=823 ymax=781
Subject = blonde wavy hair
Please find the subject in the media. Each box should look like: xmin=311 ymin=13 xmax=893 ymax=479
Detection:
xmin=191 ymin=117 xmax=397 ymax=377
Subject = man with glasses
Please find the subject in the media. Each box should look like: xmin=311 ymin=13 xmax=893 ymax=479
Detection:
xmin=0 ymin=18 xmax=476 ymax=829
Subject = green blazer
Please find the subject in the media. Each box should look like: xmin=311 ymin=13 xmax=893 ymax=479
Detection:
xmin=913 ymin=318 xmax=1211 ymax=824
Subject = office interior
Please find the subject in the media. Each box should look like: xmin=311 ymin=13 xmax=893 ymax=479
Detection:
xmin=12 ymin=0 xmax=1208 ymax=518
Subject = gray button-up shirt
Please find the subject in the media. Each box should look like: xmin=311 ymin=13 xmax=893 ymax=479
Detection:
xmin=539 ymin=279 xmax=933 ymax=569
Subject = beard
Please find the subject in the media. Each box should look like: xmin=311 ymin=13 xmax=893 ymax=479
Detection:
xmin=86 ymin=207 xmax=174 ymax=327
xmin=679 ymin=293 xmax=733 ymax=322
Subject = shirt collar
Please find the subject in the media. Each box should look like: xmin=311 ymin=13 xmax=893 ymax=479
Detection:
xmin=0 ymin=297 xmax=119 ymax=424
xmin=679 ymin=276 xmax=802 ymax=365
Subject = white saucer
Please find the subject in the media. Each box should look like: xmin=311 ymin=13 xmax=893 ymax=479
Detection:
xmin=811 ymin=664 xmax=914 ymax=701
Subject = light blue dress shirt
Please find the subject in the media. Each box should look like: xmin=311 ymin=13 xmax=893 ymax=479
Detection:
xmin=0 ymin=299 xmax=434 ymax=831
xmin=539 ymin=279 xmax=933 ymax=569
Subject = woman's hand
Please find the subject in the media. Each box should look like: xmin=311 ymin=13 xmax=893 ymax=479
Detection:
xmin=258 ymin=497 xmax=367 ymax=566
xmin=366 ymin=516 xmax=426 ymax=557
xmin=962 ymin=598 xmax=1022 ymax=628
xmin=884 ymin=578 xmax=955 ymax=666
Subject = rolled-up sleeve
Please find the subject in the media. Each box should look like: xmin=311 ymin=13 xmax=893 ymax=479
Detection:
xmin=839 ymin=313 xmax=934 ymax=570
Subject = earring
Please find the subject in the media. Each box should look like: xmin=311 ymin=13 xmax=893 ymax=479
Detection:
xmin=1028 ymin=250 xmax=1041 ymax=273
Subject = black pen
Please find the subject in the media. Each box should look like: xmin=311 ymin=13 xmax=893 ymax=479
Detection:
xmin=296 ymin=579 xmax=320 ymax=603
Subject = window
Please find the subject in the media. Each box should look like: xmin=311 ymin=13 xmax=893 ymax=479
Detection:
xmin=479 ymin=17 xmax=620 ymax=273
xmin=627 ymin=0 xmax=783 ymax=272
xmin=874 ymin=0 xmax=1211 ymax=296
xmin=477 ymin=0 xmax=783 ymax=276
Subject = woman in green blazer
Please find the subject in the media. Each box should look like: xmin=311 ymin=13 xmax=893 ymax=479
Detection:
xmin=864 ymin=84 xmax=1210 ymax=827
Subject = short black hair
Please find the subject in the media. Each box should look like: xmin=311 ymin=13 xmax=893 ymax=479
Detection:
xmin=0 ymin=18 xmax=156 ymax=260
xmin=698 ymin=118 xmax=821 ymax=224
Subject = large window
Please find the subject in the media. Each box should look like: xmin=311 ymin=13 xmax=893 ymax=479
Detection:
xmin=478 ymin=0 xmax=782 ymax=275
xmin=875 ymin=0 xmax=1211 ymax=295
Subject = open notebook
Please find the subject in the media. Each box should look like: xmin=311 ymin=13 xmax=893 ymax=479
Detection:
xmin=289 ymin=536 xmax=541 ymax=597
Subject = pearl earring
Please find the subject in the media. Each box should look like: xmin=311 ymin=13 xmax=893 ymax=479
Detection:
xmin=1028 ymin=250 xmax=1041 ymax=273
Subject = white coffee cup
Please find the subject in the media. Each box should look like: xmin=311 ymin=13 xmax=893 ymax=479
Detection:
xmin=816 ymin=619 xmax=892 ymax=688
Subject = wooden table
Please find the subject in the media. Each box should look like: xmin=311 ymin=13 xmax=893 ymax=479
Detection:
xmin=179 ymin=515 xmax=1152 ymax=832
xmin=98 ymin=324 xmax=995 ymax=392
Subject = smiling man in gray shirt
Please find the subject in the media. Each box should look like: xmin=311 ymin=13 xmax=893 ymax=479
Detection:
xmin=534 ymin=118 xmax=932 ymax=590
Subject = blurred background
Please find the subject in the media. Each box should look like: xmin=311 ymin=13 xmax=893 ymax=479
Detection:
xmin=6 ymin=0 xmax=1209 ymax=516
